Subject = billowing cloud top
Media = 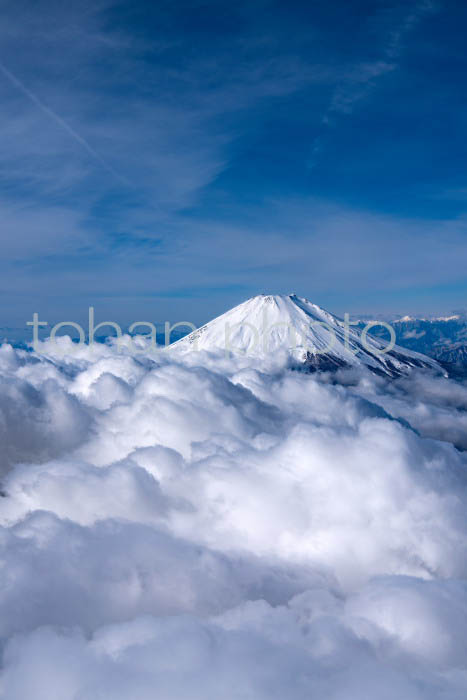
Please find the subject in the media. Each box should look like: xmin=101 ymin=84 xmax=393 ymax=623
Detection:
xmin=1 ymin=336 xmax=467 ymax=698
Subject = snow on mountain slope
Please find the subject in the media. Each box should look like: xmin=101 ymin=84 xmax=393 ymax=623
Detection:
xmin=171 ymin=294 xmax=443 ymax=376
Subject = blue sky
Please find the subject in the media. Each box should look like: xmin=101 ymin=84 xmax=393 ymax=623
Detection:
xmin=1 ymin=0 xmax=467 ymax=330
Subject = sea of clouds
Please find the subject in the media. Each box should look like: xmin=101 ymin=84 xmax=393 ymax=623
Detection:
xmin=0 ymin=336 xmax=467 ymax=699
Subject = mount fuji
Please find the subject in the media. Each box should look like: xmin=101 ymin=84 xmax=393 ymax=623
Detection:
xmin=171 ymin=294 xmax=443 ymax=377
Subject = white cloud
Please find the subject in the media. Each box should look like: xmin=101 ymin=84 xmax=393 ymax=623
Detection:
xmin=0 ymin=338 xmax=466 ymax=696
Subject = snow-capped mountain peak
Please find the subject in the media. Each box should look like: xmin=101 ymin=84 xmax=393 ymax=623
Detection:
xmin=171 ymin=294 xmax=442 ymax=376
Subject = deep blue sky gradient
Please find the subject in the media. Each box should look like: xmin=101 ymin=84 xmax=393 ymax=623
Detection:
xmin=1 ymin=0 xmax=467 ymax=330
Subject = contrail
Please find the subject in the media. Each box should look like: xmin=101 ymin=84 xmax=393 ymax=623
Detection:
xmin=0 ymin=60 xmax=129 ymax=185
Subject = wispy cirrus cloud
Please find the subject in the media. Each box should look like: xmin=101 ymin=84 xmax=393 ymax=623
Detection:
xmin=309 ymin=0 xmax=439 ymax=166
xmin=0 ymin=0 xmax=464 ymax=325
xmin=0 ymin=60 xmax=127 ymax=184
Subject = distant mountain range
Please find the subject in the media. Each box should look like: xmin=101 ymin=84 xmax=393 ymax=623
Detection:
xmin=361 ymin=315 xmax=467 ymax=377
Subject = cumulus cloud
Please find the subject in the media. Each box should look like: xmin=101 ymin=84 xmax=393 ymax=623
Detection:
xmin=338 ymin=368 xmax=467 ymax=450
xmin=0 ymin=338 xmax=467 ymax=697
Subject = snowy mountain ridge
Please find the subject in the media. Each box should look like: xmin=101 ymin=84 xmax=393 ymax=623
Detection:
xmin=171 ymin=294 xmax=443 ymax=377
